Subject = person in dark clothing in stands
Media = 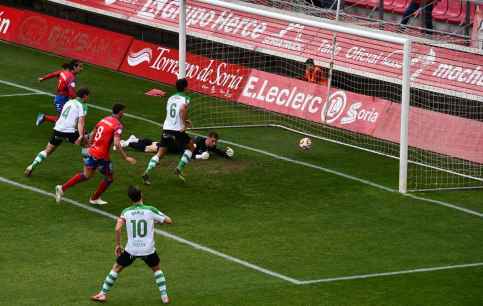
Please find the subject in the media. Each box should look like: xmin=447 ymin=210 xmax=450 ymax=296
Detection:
xmin=400 ymin=0 xmax=440 ymax=34
xmin=119 ymin=131 xmax=234 ymax=160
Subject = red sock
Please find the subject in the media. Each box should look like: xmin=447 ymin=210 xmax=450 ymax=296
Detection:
xmin=91 ymin=180 xmax=112 ymax=200
xmin=45 ymin=115 xmax=58 ymax=123
xmin=62 ymin=173 xmax=87 ymax=191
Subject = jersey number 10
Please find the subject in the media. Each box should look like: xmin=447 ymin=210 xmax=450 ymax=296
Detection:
xmin=130 ymin=219 xmax=148 ymax=238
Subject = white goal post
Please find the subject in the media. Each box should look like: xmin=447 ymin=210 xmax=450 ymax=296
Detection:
xmin=178 ymin=0 xmax=413 ymax=193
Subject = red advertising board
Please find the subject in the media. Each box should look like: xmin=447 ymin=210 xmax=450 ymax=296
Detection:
xmin=13 ymin=10 xmax=133 ymax=70
xmin=0 ymin=5 xmax=24 ymax=42
xmin=120 ymin=39 xmax=251 ymax=100
xmin=52 ymin=0 xmax=483 ymax=98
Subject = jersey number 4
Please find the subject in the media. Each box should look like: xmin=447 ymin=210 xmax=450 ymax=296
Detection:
xmin=61 ymin=105 xmax=71 ymax=119
xmin=130 ymin=219 xmax=148 ymax=238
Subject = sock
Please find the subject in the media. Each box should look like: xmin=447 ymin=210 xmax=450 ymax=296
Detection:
xmin=154 ymin=270 xmax=168 ymax=298
xmin=62 ymin=173 xmax=87 ymax=191
xmin=101 ymin=270 xmax=119 ymax=294
xmin=44 ymin=115 xmax=58 ymax=123
xmin=30 ymin=150 xmax=47 ymax=169
xmin=144 ymin=155 xmax=159 ymax=175
xmin=91 ymin=179 xmax=112 ymax=200
xmin=176 ymin=150 xmax=192 ymax=172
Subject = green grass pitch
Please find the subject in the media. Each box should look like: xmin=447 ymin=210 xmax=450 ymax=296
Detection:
xmin=0 ymin=41 xmax=482 ymax=306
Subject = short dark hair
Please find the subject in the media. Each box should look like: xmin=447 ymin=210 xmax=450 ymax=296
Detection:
xmin=176 ymin=78 xmax=188 ymax=92
xmin=76 ymin=87 xmax=90 ymax=98
xmin=208 ymin=131 xmax=219 ymax=139
xmin=112 ymin=103 xmax=125 ymax=115
xmin=305 ymin=59 xmax=314 ymax=66
xmin=128 ymin=185 xmax=142 ymax=202
xmin=62 ymin=59 xmax=81 ymax=70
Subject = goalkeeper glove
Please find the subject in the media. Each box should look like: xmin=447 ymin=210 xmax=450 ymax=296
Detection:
xmin=225 ymin=147 xmax=234 ymax=157
xmin=195 ymin=151 xmax=210 ymax=160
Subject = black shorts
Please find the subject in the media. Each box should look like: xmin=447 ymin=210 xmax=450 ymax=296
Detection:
xmin=159 ymin=130 xmax=190 ymax=151
xmin=116 ymin=250 xmax=160 ymax=268
xmin=49 ymin=130 xmax=79 ymax=146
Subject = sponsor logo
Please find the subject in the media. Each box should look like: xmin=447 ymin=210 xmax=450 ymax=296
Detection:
xmin=127 ymin=47 xmax=153 ymax=66
xmin=262 ymin=23 xmax=305 ymax=52
xmin=105 ymin=0 xmax=138 ymax=5
xmin=17 ymin=15 xmax=49 ymax=45
xmin=0 ymin=11 xmax=11 ymax=35
xmin=410 ymin=48 xmax=436 ymax=81
xmin=321 ymin=91 xmax=346 ymax=124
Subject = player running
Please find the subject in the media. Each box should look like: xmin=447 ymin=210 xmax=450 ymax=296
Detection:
xmin=55 ymin=103 xmax=136 ymax=205
xmin=36 ymin=59 xmax=83 ymax=126
xmin=142 ymin=78 xmax=195 ymax=184
xmin=91 ymin=185 xmax=172 ymax=304
xmin=25 ymin=88 xmax=90 ymax=177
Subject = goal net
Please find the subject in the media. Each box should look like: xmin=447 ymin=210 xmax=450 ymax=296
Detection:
xmin=179 ymin=0 xmax=482 ymax=192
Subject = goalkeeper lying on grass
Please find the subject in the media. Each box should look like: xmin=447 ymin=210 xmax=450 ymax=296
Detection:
xmin=117 ymin=131 xmax=234 ymax=160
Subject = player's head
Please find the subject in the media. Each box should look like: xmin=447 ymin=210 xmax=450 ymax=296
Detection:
xmin=63 ymin=59 xmax=83 ymax=73
xmin=305 ymin=58 xmax=314 ymax=68
xmin=176 ymin=78 xmax=188 ymax=92
xmin=112 ymin=103 xmax=126 ymax=118
xmin=205 ymin=131 xmax=219 ymax=148
xmin=128 ymin=185 xmax=142 ymax=203
xmin=77 ymin=87 xmax=90 ymax=101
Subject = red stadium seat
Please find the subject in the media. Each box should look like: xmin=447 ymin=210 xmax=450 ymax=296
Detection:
xmin=392 ymin=0 xmax=409 ymax=14
xmin=383 ymin=0 xmax=396 ymax=11
xmin=432 ymin=0 xmax=449 ymax=21
xmin=446 ymin=0 xmax=464 ymax=23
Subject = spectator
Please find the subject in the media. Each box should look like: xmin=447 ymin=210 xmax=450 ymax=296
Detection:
xmin=304 ymin=59 xmax=328 ymax=85
xmin=400 ymin=0 xmax=440 ymax=34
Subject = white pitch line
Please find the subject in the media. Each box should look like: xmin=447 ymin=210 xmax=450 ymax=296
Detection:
xmin=0 ymin=80 xmax=482 ymax=219
xmin=0 ymin=92 xmax=46 ymax=98
xmin=300 ymin=262 xmax=483 ymax=284
xmin=0 ymin=176 xmax=301 ymax=285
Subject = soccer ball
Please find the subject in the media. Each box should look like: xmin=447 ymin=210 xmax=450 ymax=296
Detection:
xmin=299 ymin=137 xmax=312 ymax=150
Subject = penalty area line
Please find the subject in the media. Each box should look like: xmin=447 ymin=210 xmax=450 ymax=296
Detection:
xmin=0 ymin=175 xmax=301 ymax=285
xmin=0 ymin=79 xmax=481 ymax=219
xmin=0 ymin=92 xmax=47 ymax=98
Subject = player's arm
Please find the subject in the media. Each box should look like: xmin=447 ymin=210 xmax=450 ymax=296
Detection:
xmin=114 ymin=134 xmax=136 ymax=165
xmin=180 ymin=103 xmax=192 ymax=131
xmin=115 ymin=217 xmax=125 ymax=257
xmin=153 ymin=209 xmax=172 ymax=224
xmin=38 ymin=70 xmax=61 ymax=82
xmin=75 ymin=116 xmax=86 ymax=145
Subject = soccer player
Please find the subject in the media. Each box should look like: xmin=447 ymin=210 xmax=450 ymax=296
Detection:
xmin=121 ymin=131 xmax=234 ymax=159
xmin=36 ymin=59 xmax=83 ymax=126
xmin=91 ymin=185 xmax=172 ymax=304
xmin=24 ymin=88 xmax=90 ymax=177
xmin=55 ymin=103 xmax=136 ymax=205
xmin=142 ymin=78 xmax=195 ymax=184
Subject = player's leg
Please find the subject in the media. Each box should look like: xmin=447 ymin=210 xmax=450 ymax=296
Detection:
xmin=142 ymin=133 xmax=168 ymax=185
xmin=55 ymin=160 xmax=95 ymax=203
xmin=36 ymin=95 xmax=66 ymax=126
xmin=175 ymin=135 xmax=195 ymax=181
xmin=91 ymin=254 xmax=131 ymax=302
xmin=89 ymin=160 xmax=113 ymax=205
xmin=25 ymin=141 xmax=58 ymax=176
xmin=143 ymin=252 xmax=169 ymax=304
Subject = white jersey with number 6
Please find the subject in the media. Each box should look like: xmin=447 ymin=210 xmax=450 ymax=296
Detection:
xmin=163 ymin=93 xmax=190 ymax=131
xmin=121 ymin=204 xmax=167 ymax=256
xmin=54 ymin=98 xmax=87 ymax=133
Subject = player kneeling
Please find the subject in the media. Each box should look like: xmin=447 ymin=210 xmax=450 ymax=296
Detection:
xmin=91 ymin=186 xmax=172 ymax=303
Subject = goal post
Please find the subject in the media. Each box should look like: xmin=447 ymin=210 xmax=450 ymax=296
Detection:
xmin=179 ymin=0 xmax=413 ymax=193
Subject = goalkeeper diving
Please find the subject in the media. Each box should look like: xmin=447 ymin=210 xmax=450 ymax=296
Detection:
xmin=118 ymin=131 xmax=234 ymax=160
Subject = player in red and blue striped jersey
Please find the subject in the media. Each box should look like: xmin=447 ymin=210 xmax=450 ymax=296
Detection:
xmin=36 ymin=59 xmax=83 ymax=126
